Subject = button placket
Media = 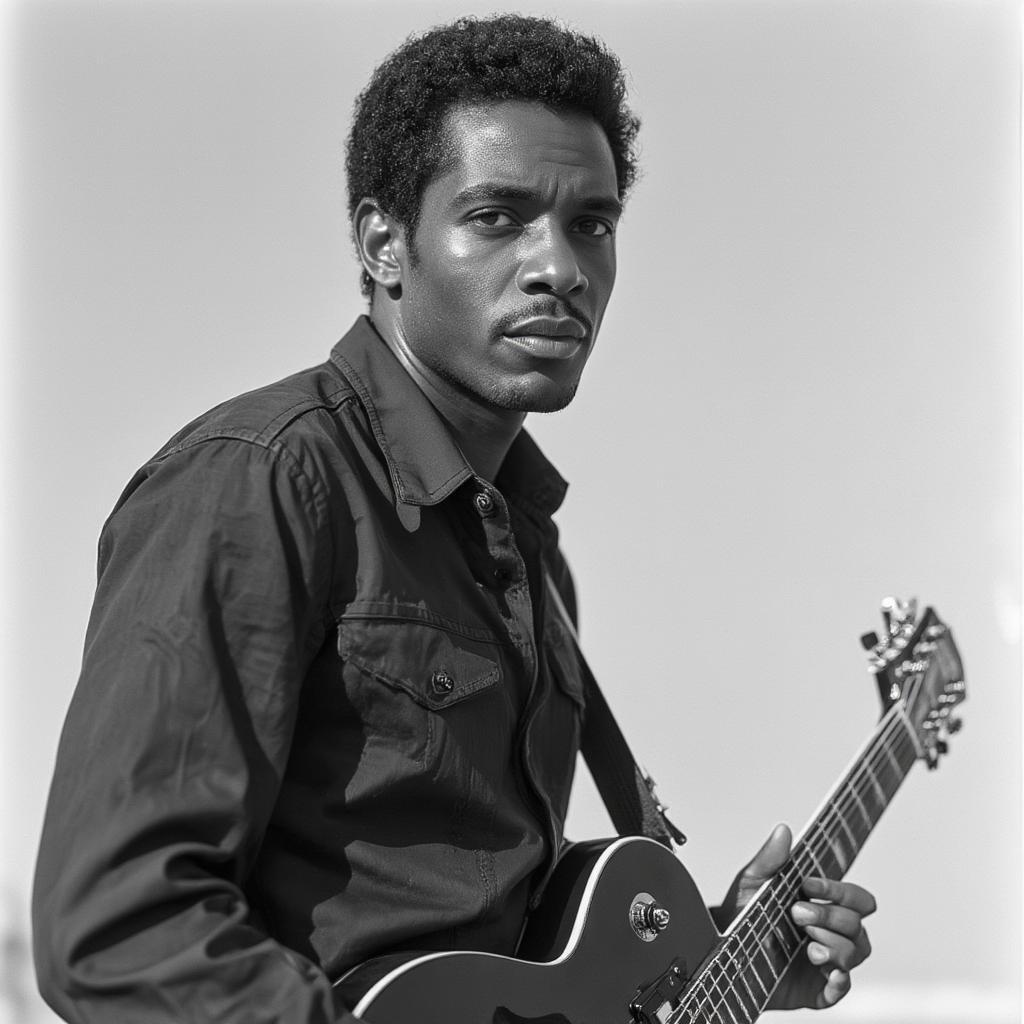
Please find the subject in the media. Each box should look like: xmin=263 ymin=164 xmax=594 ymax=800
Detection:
xmin=473 ymin=490 xmax=496 ymax=518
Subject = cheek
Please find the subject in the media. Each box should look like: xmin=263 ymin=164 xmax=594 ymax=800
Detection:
xmin=420 ymin=228 xmax=514 ymax=298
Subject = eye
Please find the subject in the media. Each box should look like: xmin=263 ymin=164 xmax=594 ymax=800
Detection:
xmin=469 ymin=210 xmax=518 ymax=229
xmin=575 ymin=218 xmax=614 ymax=238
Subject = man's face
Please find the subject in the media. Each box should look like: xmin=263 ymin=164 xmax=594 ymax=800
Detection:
xmin=393 ymin=101 xmax=621 ymax=415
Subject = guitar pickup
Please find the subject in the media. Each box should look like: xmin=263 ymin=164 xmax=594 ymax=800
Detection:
xmin=629 ymin=958 xmax=686 ymax=1024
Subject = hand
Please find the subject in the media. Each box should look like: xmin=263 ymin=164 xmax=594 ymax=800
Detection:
xmin=716 ymin=823 xmax=877 ymax=1011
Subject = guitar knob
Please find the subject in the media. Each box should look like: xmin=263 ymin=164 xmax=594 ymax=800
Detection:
xmin=642 ymin=904 xmax=671 ymax=932
xmin=630 ymin=895 xmax=671 ymax=940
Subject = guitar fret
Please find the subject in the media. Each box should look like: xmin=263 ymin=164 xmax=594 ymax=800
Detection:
xmin=732 ymin=925 xmax=775 ymax=1005
xmin=760 ymin=897 xmax=799 ymax=960
xmin=726 ymin=931 xmax=772 ymax=1014
xmin=688 ymin=977 xmax=727 ymax=1024
xmin=863 ymin=760 xmax=889 ymax=813
xmin=706 ymin=972 xmax=743 ymax=1024
xmin=848 ymin=782 xmax=873 ymax=833
xmin=855 ymin=775 xmax=885 ymax=827
xmin=835 ymin=806 xmax=857 ymax=848
xmin=730 ymin=982 xmax=756 ymax=1024
xmin=821 ymin=824 xmax=850 ymax=873
xmin=708 ymin=945 xmax=763 ymax=1024
xmin=828 ymin=810 xmax=856 ymax=872
xmin=804 ymin=842 xmax=827 ymax=877
xmin=895 ymin=726 xmax=919 ymax=773
xmin=879 ymin=738 xmax=902 ymax=780
xmin=807 ymin=824 xmax=842 ymax=879
xmin=745 ymin=949 xmax=770 ymax=1000
xmin=734 ymin=954 xmax=761 ymax=1016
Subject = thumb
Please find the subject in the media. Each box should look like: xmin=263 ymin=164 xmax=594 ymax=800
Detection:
xmin=742 ymin=822 xmax=793 ymax=885
xmin=716 ymin=823 xmax=794 ymax=927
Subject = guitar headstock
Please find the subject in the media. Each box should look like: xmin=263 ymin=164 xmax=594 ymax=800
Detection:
xmin=861 ymin=597 xmax=966 ymax=769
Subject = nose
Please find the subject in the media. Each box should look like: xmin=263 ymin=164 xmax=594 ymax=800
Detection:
xmin=516 ymin=224 xmax=588 ymax=297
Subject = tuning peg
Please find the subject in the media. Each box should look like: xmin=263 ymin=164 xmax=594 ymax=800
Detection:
xmin=895 ymin=659 xmax=928 ymax=681
xmin=860 ymin=631 xmax=880 ymax=651
xmin=880 ymin=598 xmax=896 ymax=634
xmin=947 ymin=717 xmax=963 ymax=734
xmin=881 ymin=596 xmax=920 ymax=635
xmin=935 ymin=740 xmax=949 ymax=755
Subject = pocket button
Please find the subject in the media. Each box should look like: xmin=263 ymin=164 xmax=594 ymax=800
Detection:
xmin=430 ymin=670 xmax=456 ymax=695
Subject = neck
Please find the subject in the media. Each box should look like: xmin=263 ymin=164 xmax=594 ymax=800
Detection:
xmin=370 ymin=307 xmax=525 ymax=482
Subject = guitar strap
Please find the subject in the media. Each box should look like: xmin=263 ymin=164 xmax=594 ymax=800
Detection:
xmin=544 ymin=574 xmax=687 ymax=848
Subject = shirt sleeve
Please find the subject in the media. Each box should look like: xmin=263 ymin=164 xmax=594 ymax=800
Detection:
xmin=32 ymin=436 xmax=354 ymax=1024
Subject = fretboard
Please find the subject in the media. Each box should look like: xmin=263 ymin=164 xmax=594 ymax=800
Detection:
xmin=674 ymin=703 xmax=920 ymax=1024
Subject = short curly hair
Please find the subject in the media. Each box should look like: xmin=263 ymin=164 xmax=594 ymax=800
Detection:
xmin=345 ymin=14 xmax=641 ymax=295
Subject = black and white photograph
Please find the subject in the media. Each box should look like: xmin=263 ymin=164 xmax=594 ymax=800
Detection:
xmin=2 ymin=2 xmax=1019 ymax=1022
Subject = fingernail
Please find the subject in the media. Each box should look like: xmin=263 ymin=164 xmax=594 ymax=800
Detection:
xmin=808 ymin=943 xmax=828 ymax=964
xmin=791 ymin=903 xmax=816 ymax=925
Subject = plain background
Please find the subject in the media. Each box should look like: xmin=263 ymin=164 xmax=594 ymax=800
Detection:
xmin=2 ymin=1 xmax=1020 ymax=1021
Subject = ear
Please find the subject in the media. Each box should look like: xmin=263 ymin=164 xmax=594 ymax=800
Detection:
xmin=353 ymin=198 xmax=408 ymax=294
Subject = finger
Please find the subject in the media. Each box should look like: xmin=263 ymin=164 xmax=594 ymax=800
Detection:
xmin=815 ymin=968 xmax=852 ymax=1009
xmin=802 ymin=877 xmax=878 ymax=916
xmin=742 ymin=823 xmax=792 ymax=883
xmin=804 ymin=927 xmax=869 ymax=970
xmin=791 ymin=900 xmax=866 ymax=939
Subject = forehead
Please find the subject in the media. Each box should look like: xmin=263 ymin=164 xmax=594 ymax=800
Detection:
xmin=430 ymin=101 xmax=619 ymax=206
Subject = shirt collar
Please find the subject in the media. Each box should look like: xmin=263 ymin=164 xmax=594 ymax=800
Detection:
xmin=329 ymin=316 xmax=568 ymax=518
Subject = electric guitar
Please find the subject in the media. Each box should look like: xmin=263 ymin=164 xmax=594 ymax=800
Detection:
xmin=336 ymin=598 xmax=965 ymax=1024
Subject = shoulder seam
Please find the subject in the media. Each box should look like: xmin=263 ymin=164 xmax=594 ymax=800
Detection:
xmin=149 ymin=431 xmax=338 ymax=644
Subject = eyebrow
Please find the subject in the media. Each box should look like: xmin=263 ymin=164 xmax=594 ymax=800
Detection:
xmin=450 ymin=182 xmax=623 ymax=218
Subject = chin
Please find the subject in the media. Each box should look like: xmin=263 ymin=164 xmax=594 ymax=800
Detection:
xmin=491 ymin=379 xmax=580 ymax=414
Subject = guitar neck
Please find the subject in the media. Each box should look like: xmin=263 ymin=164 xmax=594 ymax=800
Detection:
xmin=677 ymin=703 xmax=920 ymax=1023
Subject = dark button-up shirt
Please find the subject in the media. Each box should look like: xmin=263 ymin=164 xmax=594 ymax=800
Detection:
xmin=33 ymin=317 xmax=585 ymax=1024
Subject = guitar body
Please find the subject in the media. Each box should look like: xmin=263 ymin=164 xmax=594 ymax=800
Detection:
xmin=339 ymin=837 xmax=720 ymax=1024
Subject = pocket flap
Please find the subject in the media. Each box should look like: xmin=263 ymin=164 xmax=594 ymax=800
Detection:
xmin=338 ymin=617 xmax=500 ymax=710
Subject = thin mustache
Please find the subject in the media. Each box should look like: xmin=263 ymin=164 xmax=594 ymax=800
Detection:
xmin=493 ymin=303 xmax=594 ymax=339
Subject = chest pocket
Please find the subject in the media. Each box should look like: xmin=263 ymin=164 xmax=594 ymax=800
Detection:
xmin=337 ymin=616 xmax=511 ymax=778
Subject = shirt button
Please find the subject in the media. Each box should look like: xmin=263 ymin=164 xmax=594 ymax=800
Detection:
xmin=430 ymin=670 xmax=455 ymax=695
xmin=473 ymin=491 xmax=496 ymax=517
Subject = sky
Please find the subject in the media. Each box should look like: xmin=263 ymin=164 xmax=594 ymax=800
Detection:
xmin=2 ymin=1 xmax=1020 ymax=1021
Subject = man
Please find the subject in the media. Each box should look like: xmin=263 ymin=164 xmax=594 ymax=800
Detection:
xmin=33 ymin=15 xmax=875 ymax=1023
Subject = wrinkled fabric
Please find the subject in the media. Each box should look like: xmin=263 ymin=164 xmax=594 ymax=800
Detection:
xmin=33 ymin=317 xmax=585 ymax=1024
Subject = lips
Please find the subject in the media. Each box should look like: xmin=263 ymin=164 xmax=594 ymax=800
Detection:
xmin=503 ymin=316 xmax=587 ymax=341
xmin=500 ymin=316 xmax=588 ymax=361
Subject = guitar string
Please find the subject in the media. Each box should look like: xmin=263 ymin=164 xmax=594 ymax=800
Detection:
xmin=671 ymin=727 xmax=915 ymax=1024
xmin=697 ymin=670 xmax=950 ymax=1023
xmin=685 ymin=723 xmax=917 ymax=1023
xmin=672 ymin=653 xmax=952 ymax=1022
xmin=677 ymin=776 xmax=913 ymax=1022
xmin=667 ymin=718 xmax=918 ymax=1024
xmin=677 ymin=724 xmax=917 ymax=1024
